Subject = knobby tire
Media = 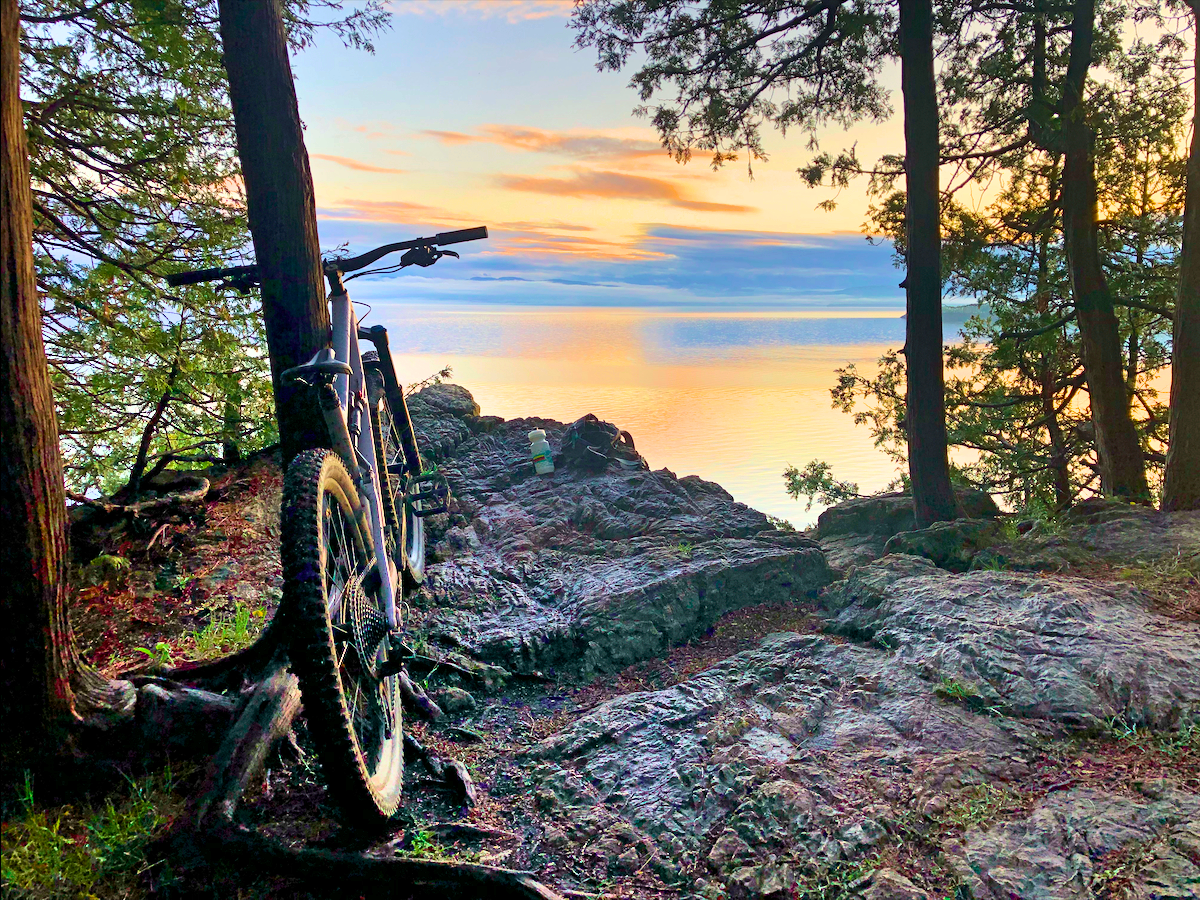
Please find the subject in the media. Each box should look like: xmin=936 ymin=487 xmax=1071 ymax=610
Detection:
xmin=282 ymin=449 xmax=403 ymax=826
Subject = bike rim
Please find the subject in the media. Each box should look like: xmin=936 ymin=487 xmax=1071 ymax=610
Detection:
xmin=378 ymin=402 xmax=405 ymax=561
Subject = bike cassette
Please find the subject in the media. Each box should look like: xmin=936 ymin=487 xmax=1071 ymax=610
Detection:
xmin=406 ymin=471 xmax=451 ymax=517
xmin=338 ymin=577 xmax=390 ymax=680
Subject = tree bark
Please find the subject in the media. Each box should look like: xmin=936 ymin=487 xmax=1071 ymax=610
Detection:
xmin=1 ymin=0 xmax=132 ymax=785
xmin=217 ymin=0 xmax=330 ymax=468
xmin=899 ymin=0 xmax=959 ymax=527
xmin=1060 ymin=0 xmax=1150 ymax=501
xmin=1163 ymin=6 xmax=1200 ymax=510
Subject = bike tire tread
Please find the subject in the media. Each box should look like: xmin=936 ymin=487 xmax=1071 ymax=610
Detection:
xmin=282 ymin=448 xmax=402 ymax=827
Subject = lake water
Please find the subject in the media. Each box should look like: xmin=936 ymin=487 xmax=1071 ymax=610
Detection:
xmin=372 ymin=302 xmax=908 ymax=528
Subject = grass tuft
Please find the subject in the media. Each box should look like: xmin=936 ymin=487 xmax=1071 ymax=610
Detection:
xmin=1 ymin=768 xmax=184 ymax=900
xmin=186 ymin=600 xmax=264 ymax=660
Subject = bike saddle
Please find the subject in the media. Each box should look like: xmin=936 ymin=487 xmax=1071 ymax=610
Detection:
xmin=282 ymin=348 xmax=353 ymax=385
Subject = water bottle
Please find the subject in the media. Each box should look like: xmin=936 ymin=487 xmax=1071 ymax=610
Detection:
xmin=528 ymin=429 xmax=555 ymax=475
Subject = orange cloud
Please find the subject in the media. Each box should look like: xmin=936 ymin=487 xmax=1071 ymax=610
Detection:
xmin=488 ymin=231 xmax=671 ymax=262
xmin=393 ymin=1 xmax=573 ymax=23
xmin=497 ymin=220 xmax=595 ymax=232
xmin=420 ymin=130 xmax=475 ymax=145
xmin=496 ymin=169 xmax=757 ymax=213
xmin=312 ymin=154 xmax=407 ymax=174
xmin=319 ymin=199 xmax=456 ymax=223
xmin=422 ymin=124 xmax=662 ymax=162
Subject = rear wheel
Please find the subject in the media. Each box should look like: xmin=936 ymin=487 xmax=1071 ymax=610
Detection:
xmin=282 ymin=449 xmax=403 ymax=825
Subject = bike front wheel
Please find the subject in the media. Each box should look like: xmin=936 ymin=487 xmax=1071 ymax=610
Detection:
xmin=372 ymin=392 xmax=425 ymax=588
xmin=282 ymin=448 xmax=403 ymax=825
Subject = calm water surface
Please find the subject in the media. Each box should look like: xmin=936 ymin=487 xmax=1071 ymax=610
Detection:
xmin=374 ymin=303 xmax=907 ymax=528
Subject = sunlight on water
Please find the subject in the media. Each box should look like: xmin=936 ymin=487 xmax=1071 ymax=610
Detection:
xmin=375 ymin=303 xmax=906 ymax=528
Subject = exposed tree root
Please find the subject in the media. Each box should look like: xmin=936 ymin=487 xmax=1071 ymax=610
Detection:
xmin=159 ymin=645 xmax=562 ymax=899
xmin=199 ymin=818 xmax=564 ymax=899
xmin=399 ymin=669 xmax=444 ymax=721
xmin=188 ymin=649 xmax=299 ymax=828
xmin=67 ymin=475 xmax=211 ymax=516
xmin=424 ymin=822 xmax=520 ymax=843
xmin=403 ymin=733 xmax=479 ymax=807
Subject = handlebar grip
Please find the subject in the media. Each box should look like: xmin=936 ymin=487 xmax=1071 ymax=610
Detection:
xmin=435 ymin=226 xmax=488 ymax=246
xmin=166 ymin=267 xmax=229 ymax=287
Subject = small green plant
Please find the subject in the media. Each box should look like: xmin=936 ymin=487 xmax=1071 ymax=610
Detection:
xmin=1104 ymin=718 xmax=1199 ymax=758
xmin=935 ymin=677 xmax=980 ymax=701
xmin=972 ymin=552 xmax=1010 ymax=572
xmin=188 ymin=601 xmax=263 ymax=660
xmin=399 ymin=828 xmax=450 ymax=860
xmin=787 ymin=852 xmax=882 ymax=900
xmin=134 ymin=641 xmax=174 ymax=667
xmin=940 ymin=783 xmax=1024 ymax=830
xmin=997 ymin=516 xmax=1021 ymax=543
xmin=676 ymin=542 xmax=695 ymax=558
xmin=933 ymin=677 xmax=1004 ymax=715
xmin=1112 ymin=552 xmax=1200 ymax=615
xmin=405 ymin=366 xmax=452 ymax=397
xmin=1014 ymin=497 xmax=1066 ymax=536
xmin=765 ymin=514 xmax=796 ymax=532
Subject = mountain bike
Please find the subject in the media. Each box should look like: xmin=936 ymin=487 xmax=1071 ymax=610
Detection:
xmin=166 ymin=226 xmax=488 ymax=825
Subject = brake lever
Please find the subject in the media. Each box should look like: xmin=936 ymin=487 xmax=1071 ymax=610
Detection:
xmin=399 ymin=245 xmax=460 ymax=268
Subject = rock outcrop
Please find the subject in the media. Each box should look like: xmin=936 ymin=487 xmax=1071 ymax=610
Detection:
xmin=409 ymin=398 xmax=831 ymax=678
xmin=944 ymin=785 xmax=1200 ymax=900
xmin=825 ymin=557 xmax=1200 ymax=729
xmin=525 ymin=556 xmax=1200 ymax=897
xmin=815 ymin=489 xmax=1000 ymax=574
xmin=404 ymin=386 xmax=1199 ymax=900
xmin=974 ymin=497 xmax=1200 ymax=572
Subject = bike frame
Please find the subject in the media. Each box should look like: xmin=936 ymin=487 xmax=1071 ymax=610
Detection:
xmin=166 ymin=227 xmax=487 ymax=645
xmin=327 ymin=283 xmax=399 ymax=630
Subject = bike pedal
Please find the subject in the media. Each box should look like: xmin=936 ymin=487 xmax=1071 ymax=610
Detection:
xmin=407 ymin=472 xmax=451 ymax=516
xmin=376 ymin=656 xmax=405 ymax=679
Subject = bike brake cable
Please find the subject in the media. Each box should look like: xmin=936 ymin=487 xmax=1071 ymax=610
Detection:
xmin=342 ymin=261 xmax=412 ymax=283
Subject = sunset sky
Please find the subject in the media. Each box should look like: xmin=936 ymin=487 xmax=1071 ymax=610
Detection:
xmin=292 ymin=0 xmax=912 ymax=310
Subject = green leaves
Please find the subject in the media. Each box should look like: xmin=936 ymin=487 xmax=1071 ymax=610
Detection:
xmin=21 ymin=0 xmax=388 ymax=494
xmin=573 ymin=0 xmax=896 ymax=170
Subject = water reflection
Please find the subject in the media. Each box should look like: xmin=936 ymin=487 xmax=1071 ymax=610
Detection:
xmin=375 ymin=303 xmax=905 ymax=527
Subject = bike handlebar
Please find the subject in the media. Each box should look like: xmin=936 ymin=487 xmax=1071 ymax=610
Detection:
xmin=164 ymin=226 xmax=489 ymax=287
xmin=325 ymin=226 xmax=488 ymax=274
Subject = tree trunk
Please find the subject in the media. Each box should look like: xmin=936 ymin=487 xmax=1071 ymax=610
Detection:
xmin=1163 ymin=6 xmax=1200 ymax=510
xmin=222 ymin=397 xmax=242 ymax=464
xmin=0 ymin=0 xmax=132 ymax=785
xmin=1060 ymin=0 xmax=1149 ymax=501
xmin=217 ymin=0 xmax=330 ymax=468
xmin=899 ymin=0 xmax=959 ymax=527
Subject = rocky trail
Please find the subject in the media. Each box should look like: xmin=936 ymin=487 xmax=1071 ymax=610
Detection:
xmin=70 ymin=385 xmax=1200 ymax=900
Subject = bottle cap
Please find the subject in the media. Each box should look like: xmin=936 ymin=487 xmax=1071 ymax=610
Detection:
xmin=528 ymin=429 xmax=546 ymax=441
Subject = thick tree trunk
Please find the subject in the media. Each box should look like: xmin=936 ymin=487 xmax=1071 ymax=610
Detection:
xmin=1163 ymin=7 xmax=1200 ymax=510
xmin=899 ymin=0 xmax=959 ymax=527
xmin=217 ymin=0 xmax=330 ymax=467
xmin=1060 ymin=0 xmax=1149 ymax=501
xmin=0 ymin=0 xmax=132 ymax=784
